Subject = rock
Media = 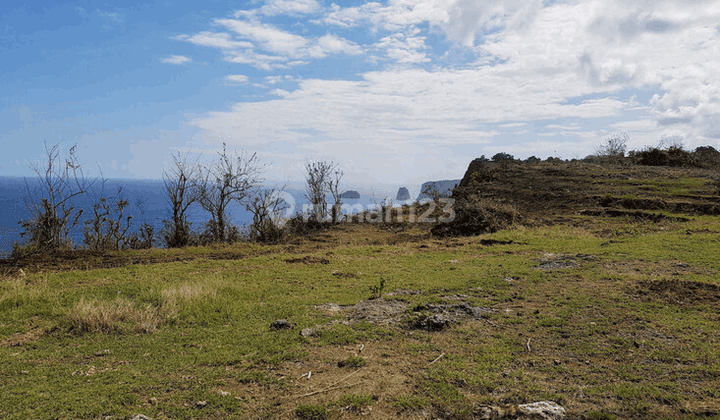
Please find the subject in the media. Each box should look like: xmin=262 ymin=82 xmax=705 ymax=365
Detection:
xmin=341 ymin=190 xmax=360 ymax=199
xmin=300 ymin=328 xmax=315 ymax=337
xmin=396 ymin=187 xmax=411 ymax=200
xmin=148 ymin=397 xmax=158 ymax=405
xmin=518 ymin=401 xmax=565 ymax=419
xmin=270 ymin=319 xmax=293 ymax=331
xmin=196 ymin=401 xmax=207 ymax=408
xmin=130 ymin=415 xmax=153 ymax=420
xmin=473 ymin=401 xmax=565 ymax=420
xmin=315 ymin=303 xmax=341 ymax=313
xmin=416 ymin=180 xmax=460 ymax=201
xmin=413 ymin=314 xmax=452 ymax=331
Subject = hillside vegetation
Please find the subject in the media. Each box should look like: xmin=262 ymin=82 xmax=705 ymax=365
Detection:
xmin=1 ymin=158 xmax=720 ymax=419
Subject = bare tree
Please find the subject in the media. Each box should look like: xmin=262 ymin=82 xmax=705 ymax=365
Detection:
xmin=196 ymin=143 xmax=263 ymax=243
xmin=245 ymin=186 xmax=290 ymax=243
xmin=595 ymin=132 xmax=630 ymax=164
xmin=303 ymin=160 xmax=340 ymax=223
xmin=327 ymin=166 xmax=344 ymax=223
xmin=19 ymin=140 xmax=91 ymax=251
xmin=162 ymin=151 xmax=200 ymax=248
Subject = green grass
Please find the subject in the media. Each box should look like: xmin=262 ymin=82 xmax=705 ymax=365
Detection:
xmin=2 ymin=213 xmax=720 ymax=419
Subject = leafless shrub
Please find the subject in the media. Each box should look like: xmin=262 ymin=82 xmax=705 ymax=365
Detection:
xmin=82 ymin=186 xmax=134 ymax=251
xmin=303 ymin=160 xmax=342 ymax=223
xmin=595 ymin=132 xmax=629 ymax=165
xmin=19 ymin=140 xmax=92 ymax=252
xmin=245 ymin=186 xmax=290 ymax=243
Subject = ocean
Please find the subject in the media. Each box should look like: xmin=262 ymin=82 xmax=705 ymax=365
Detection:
xmin=0 ymin=176 xmax=419 ymax=257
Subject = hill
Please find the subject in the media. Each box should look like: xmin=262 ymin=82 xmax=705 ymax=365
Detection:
xmin=1 ymin=160 xmax=720 ymax=419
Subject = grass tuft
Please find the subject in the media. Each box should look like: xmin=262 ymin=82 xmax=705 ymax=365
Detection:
xmin=64 ymin=296 xmax=162 ymax=334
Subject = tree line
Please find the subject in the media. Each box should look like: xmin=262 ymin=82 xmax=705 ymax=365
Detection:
xmin=14 ymin=141 xmax=345 ymax=256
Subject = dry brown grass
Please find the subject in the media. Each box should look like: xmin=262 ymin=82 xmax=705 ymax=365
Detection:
xmin=65 ymin=297 xmax=162 ymax=334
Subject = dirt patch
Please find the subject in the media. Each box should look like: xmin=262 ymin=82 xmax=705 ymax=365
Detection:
xmin=331 ymin=270 xmax=360 ymax=278
xmin=632 ymin=279 xmax=720 ymax=307
xmin=408 ymin=302 xmax=490 ymax=331
xmin=479 ymin=239 xmax=524 ymax=246
xmin=0 ymin=329 xmax=45 ymax=347
xmin=599 ymin=196 xmax=720 ymax=216
xmin=346 ymin=298 xmax=409 ymax=325
xmin=579 ymin=209 xmax=690 ymax=222
xmin=314 ymin=297 xmax=491 ymax=331
xmin=386 ymin=289 xmax=422 ymax=297
xmin=533 ymin=253 xmax=596 ymax=270
xmin=284 ymin=256 xmax=330 ymax=265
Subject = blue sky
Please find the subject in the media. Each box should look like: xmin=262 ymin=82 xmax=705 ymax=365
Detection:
xmin=2 ymin=0 xmax=719 ymax=188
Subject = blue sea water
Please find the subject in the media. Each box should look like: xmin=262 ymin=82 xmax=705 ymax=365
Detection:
xmin=0 ymin=177 xmax=417 ymax=257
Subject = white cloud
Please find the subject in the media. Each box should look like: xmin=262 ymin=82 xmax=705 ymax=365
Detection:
xmin=175 ymin=32 xmax=253 ymax=49
xmin=311 ymin=34 xmax=363 ymax=57
xmin=226 ymin=50 xmax=288 ymax=71
xmin=225 ymin=74 xmax=249 ymax=84
xmin=545 ymin=124 xmax=581 ymax=131
xmin=177 ymin=18 xmax=363 ymax=69
xmin=256 ymin=0 xmax=321 ymax=16
xmin=216 ymin=18 xmax=309 ymax=57
xmin=374 ymin=31 xmax=429 ymax=64
xmin=161 ymin=55 xmax=192 ymax=65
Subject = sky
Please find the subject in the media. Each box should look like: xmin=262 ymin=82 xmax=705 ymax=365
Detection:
xmin=2 ymin=0 xmax=720 ymax=189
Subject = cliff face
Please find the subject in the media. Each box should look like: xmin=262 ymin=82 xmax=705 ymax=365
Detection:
xmin=396 ymin=187 xmax=411 ymax=200
xmin=457 ymin=158 xmax=502 ymax=189
xmin=416 ymin=180 xmax=460 ymax=201
xmin=340 ymin=190 xmax=361 ymax=199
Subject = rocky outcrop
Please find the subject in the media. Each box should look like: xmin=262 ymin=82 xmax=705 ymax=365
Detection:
xmin=341 ymin=190 xmax=360 ymax=199
xmin=396 ymin=187 xmax=410 ymax=200
xmin=416 ymin=180 xmax=460 ymax=201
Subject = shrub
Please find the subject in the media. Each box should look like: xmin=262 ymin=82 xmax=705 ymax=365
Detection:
xmin=430 ymin=195 xmax=519 ymax=237
xmin=632 ymin=147 xmax=669 ymax=166
xmin=338 ymin=356 xmax=367 ymax=368
xmin=595 ymin=132 xmax=629 ymax=165
xmin=284 ymin=212 xmax=326 ymax=238
xmin=631 ymin=144 xmax=716 ymax=168
xmin=693 ymin=145 xmax=720 ymax=169
xmin=295 ymin=404 xmax=329 ymax=420
xmin=491 ymin=152 xmax=515 ymax=162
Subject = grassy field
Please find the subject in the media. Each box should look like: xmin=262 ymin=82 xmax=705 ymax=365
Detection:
xmin=1 ymin=161 xmax=719 ymax=419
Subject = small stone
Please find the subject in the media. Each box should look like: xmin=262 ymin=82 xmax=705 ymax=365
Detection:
xmin=130 ymin=415 xmax=153 ymax=420
xmin=196 ymin=401 xmax=207 ymax=408
xmin=553 ymin=359 xmax=561 ymax=366
xmin=270 ymin=319 xmax=293 ymax=331
xmin=300 ymin=328 xmax=314 ymax=337
xmin=518 ymin=401 xmax=566 ymax=419
xmin=148 ymin=397 xmax=158 ymax=405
